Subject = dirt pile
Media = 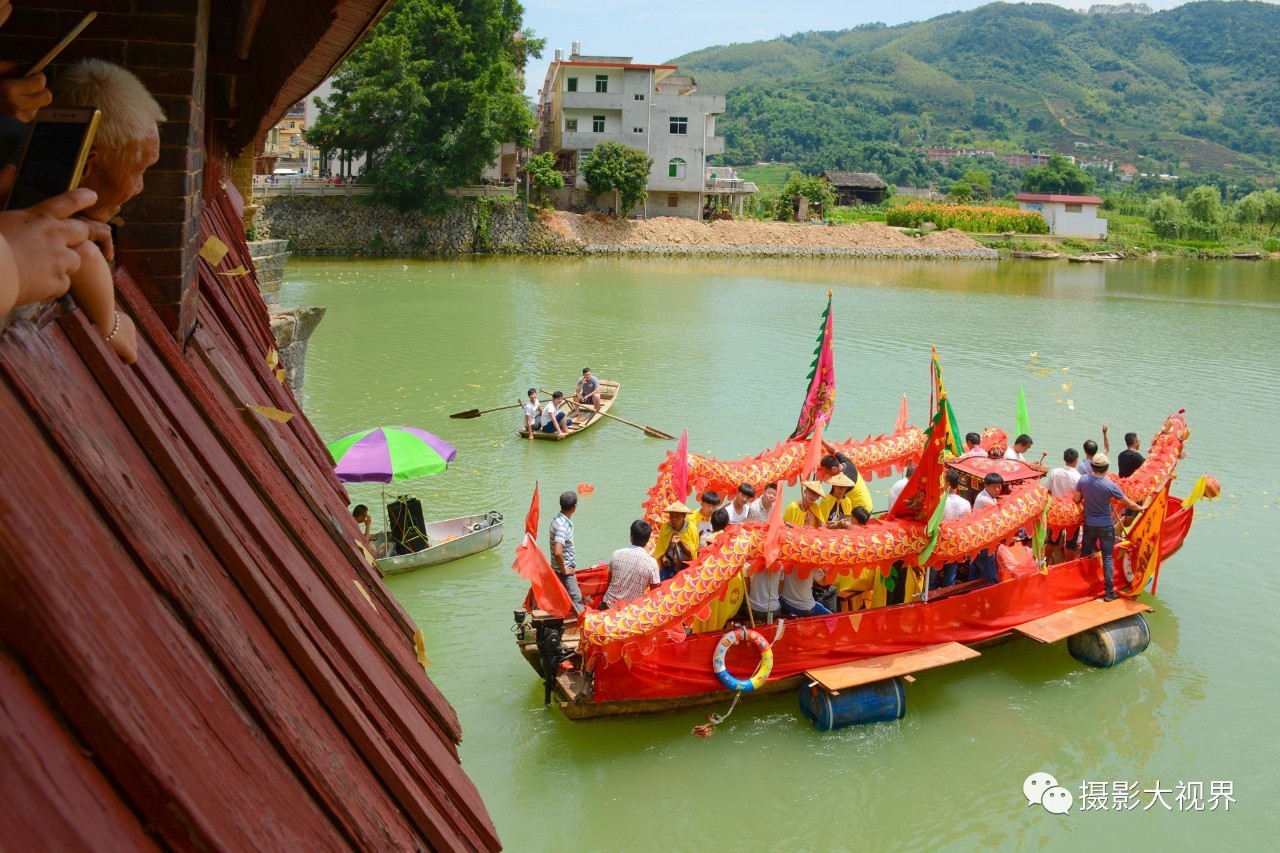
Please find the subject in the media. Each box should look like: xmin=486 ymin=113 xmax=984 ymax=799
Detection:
xmin=547 ymin=212 xmax=986 ymax=252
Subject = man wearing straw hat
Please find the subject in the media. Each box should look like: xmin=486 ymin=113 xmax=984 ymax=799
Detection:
xmin=653 ymin=500 xmax=699 ymax=582
xmin=1074 ymin=452 xmax=1145 ymax=601
xmin=816 ymin=472 xmax=861 ymax=530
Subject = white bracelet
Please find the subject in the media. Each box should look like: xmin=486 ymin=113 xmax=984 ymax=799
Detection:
xmin=103 ymin=308 xmax=120 ymax=341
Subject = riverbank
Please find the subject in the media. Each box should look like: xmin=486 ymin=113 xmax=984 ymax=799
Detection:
xmin=254 ymin=196 xmax=998 ymax=260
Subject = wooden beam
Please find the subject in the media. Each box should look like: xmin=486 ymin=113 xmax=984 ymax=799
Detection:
xmin=1014 ymin=599 xmax=1153 ymax=644
xmin=235 ymin=0 xmax=270 ymax=61
xmin=805 ymin=642 xmax=981 ymax=694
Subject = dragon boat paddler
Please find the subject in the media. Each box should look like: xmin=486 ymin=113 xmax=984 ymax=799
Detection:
xmin=653 ymin=500 xmax=698 ymax=581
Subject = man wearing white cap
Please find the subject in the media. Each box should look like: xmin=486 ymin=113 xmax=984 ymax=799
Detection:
xmin=1074 ymin=452 xmax=1145 ymax=601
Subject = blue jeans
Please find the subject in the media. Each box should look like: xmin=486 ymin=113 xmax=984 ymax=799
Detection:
xmin=556 ymin=571 xmax=583 ymax=614
xmin=541 ymin=412 xmax=571 ymax=433
xmin=929 ymin=562 xmax=961 ymax=590
xmin=1081 ymin=524 xmax=1117 ymax=595
xmin=971 ymin=550 xmax=997 ymax=585
xmin=780 ymin=599 xmax=833 ymax=617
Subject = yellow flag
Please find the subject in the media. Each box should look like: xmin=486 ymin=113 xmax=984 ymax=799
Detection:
xmin=198 ymin=235 xmax=229 ymax=266
xmin=1183 ymin=475 xmax=1208 ymax=507
xmin=413 ymin=629 xmax=434 ymax=669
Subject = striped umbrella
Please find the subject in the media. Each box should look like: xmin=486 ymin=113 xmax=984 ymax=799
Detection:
xmin=327 ymin=426 xmax=458 ymax=483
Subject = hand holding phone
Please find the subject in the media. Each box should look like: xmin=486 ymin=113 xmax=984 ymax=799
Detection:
xmin=0 ymin=63 xmax=51 ymax=123
xmin=4 ymin=106 xmax=101 ymax=210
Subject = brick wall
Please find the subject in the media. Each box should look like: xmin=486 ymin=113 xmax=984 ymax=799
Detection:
xmin=0 ymin=0 xmax=210 ymax=338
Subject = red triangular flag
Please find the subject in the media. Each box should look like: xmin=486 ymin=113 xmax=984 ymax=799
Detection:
xmin=761 ymin=473 xmax=787 ymax=568
xmin=894 ymin=395 xmax=909 ymax=434
xmin=800 ymin=416 xmax=826 ymax=481
xmin=671 ymin=429 xmax=689 ymax=504
xmin=524 ymin=481 xmax=540 ymax=539
xmin=511 ymin=532 xmax=573 ymax=618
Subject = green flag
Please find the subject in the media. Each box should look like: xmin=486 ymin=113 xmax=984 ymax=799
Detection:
xmin=1016 ymin=386 xmax=1031 ymax=438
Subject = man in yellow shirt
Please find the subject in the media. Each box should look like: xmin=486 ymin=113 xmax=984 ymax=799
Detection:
xmin=785 ymin=480 xmax=825 ymax=527
xmin=816 ymin=472 xmax=871 ymax=529
xmin=652 ymin=500 xmax=699 ymax=581
xmin=819 ymin=454 xmax=874 ymax=515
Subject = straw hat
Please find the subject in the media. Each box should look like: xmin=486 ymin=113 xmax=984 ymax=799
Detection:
xmin=1090 ymin=452 xmax=1110 ymax=469
xmin=800 ymin=480 xmax=824 ymax=496
xmin=827 ymin=472 xmax=855 ymax=488
xmin=664 ymin=500 xmax=694 ymax=513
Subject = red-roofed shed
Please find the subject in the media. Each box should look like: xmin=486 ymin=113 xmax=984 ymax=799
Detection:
xmin=1015 ymin=193 xmax=1107 ymax=239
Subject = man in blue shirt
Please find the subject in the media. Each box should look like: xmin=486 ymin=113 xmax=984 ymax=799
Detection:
xmin=1074 ymin=453 xmax=1145 ymax=601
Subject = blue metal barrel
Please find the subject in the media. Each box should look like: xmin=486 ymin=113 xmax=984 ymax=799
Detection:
xmin=801 ymin=677 xmax=906 ymax=731
xmin=1068 ymin=613 xmax=1151 ymax=668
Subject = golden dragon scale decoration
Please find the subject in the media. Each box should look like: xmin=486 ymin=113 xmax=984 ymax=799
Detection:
xmin=642 ymin=426 xmax=927 ymax=533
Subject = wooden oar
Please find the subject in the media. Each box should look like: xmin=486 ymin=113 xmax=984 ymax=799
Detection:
xmin=449 ymin=402 xmax=523 ymax=419
xmin=539 ymin=388 xmax=674 ymax=440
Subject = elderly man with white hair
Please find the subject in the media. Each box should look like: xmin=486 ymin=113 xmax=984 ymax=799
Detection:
xmin=53 ymin=58 xmax=165 ymax=225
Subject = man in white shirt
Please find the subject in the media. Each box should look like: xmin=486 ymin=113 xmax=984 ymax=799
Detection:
xmin=970 ymin=472 xmax=1003 ymax=585
xmin=888 ymin=464 xmax=917 ymax=508
xmin=723 ymin=483 xmax=756 ymax=525
xmin=747 ymin=482 xmax=778 ymax=523
xmin=1045 ymin=448 xmax=1082 ymax=564
xmin=932 ymin=469 xmax=972 ymax=589
xmin=521 ymin=388 xmax=542 ymax=439
xmin=1004 ymin=434 xmax=1033 ymax=462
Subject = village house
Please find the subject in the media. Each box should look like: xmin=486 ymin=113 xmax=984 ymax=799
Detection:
xmin=534 ymin=43 xmax=754 ymax=219
xmin=820 ymin=170 xmax=890 ymax=206
xmin=1015 ymin=192 xmax=1108 ymax=239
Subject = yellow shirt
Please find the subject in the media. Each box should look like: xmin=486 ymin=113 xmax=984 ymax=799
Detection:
xmin=849 ymin=474 xmax=873 ymax=513
xmin=652 ymin=520 xmax=699 ymax=566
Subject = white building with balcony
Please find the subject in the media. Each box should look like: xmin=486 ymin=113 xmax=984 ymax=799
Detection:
xmin=535 ymin=44 xmax=752 ymax=219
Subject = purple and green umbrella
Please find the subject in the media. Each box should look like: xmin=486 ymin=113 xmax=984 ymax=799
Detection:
xmin=327 ymin=426 xmax=458 ymax=483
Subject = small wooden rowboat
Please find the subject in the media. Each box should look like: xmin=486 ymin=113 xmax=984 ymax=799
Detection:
xmin=516 ymin=380 xmax=620 ymax=440
xmin=1011 ymin=250 xmax=1062 ymax=260
xmin=374 ymin=510 xmax=503 ymax=576
xmin=1067 ymin=251 xmax=1125 ymax=263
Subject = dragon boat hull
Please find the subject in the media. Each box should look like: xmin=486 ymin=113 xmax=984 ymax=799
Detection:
xmin=522 ymin=502 xmax=1191 ymax=719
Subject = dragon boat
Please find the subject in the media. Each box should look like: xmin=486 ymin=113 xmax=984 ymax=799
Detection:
xmin=514 ymin=411 xmax=1208 ymax=726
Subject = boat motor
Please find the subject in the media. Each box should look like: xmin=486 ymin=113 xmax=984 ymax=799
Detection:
xmin=534 ymin=617 xmax=573 ymax=705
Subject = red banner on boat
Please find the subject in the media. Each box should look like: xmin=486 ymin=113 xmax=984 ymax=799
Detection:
xmin=671 ymin=429 xmax=689 ymax=503
xmin=1126 ymin=480 xmax=1170 ymax=596
xmin=930 ymin=347 xmax=962 ymax=457
xmin=512 ymin=485 xmax=574 ymax=617
xmin=789 ymin=292 xmax=836 ymax=441
xmin=889 ymin=391 xmax=952 ymax=564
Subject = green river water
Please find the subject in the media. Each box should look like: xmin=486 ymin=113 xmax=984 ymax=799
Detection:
xmin=281 ymin=256 xmax=1278 ymax=850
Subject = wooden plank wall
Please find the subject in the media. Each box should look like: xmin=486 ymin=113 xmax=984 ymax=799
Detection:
xmin=0 ymin=185 xmax=500 ymax=849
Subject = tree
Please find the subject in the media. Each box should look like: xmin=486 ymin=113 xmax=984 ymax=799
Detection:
xmin=948 ymin=180 xmax=974 ymax=203
xmin=525 ymin=152 xmax=563 ymax=206
xmin=961 ymin=169 xmax=993 ymax=200
xmin=1233 ymin=191 xmax=1265 ymax=226
xmin=307 ymin=0 xmax=543 ymax=213
xmin=1184 ymin=185 xmax=1222 ymax=224
xmin=1258 ymin=188 xmax=1280 ymax=232
xmin=580 ymin=142 xmax=653 ymax=216
xmin=1020 ymin=154 xmax=1096 ymax=195
xmin=779 ymin=173 xmax=835 ymax=220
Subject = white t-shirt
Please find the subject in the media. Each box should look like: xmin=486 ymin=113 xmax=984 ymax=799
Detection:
xmin=1045 ymin=465 xmax=1081 ymax=499
xmin=781 ymin=568 xmax=824 ymax=611
xmin=1004 ymin=447 xmax=1026 ymax=461
xmin=523 ymin=400 xmax=541 ymax=425
xmin=747 ymin=569 xmax=782 ymax=613
xmin=724 ymin=499 xmax=752 ymax=525
xmin=973 ymin=490 xmax=999 ymax=511
xmin=888 ymin=477 xmax=909 ymax=506
xmin=542 ymin=400 xmax=559 ymax=424
xmin=943 ymin=493 xmax=973 ymax=521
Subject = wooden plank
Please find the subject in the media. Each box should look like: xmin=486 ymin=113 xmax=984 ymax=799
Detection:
xmin=805 ymin=642 xmax=981 ymax=693
xmin=0 ymin=651 xmax=156 ymax=850
xmin=1014 ymin=598 xmax=1153 ymax=644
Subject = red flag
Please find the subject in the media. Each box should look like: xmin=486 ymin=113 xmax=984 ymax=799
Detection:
xmin=790 ymin=292 xmax=837 ymax=440
xmin=894 ymin=395 xmax=909 ymax=434
xmin=671 ymin=429 xmax=689 ymax=504
xmin=524 ymin=481 xmax=540 ymax=539
xmin=512 ymin=483 xmax=573 ymax=617
xmin=761 ymin=474 xmax=787 ymax=568
xmin=800 ymin=415 xmax=826 ymax=481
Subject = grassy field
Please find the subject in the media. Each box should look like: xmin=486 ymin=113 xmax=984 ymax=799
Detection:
xmin=979 ymin=210 xmax=1280 ymax=257
xmin=733 ymin=163 xmax=795 ymax=193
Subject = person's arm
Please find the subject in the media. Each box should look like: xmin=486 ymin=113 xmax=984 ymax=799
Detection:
xmin=68 ymin=240 xmax=136 ymax=363
xmin=0 ymin=187 xmax=96 ymax=312
xmin=0 ymin=64 xmax=52 ymax=122
xmin=551 ymin=540 xmax=566 ymax=573
xmin=524 ymin=409 xmax=534 ymax=440
xmin=1101 ymin=424 xmax=1111 ymax=455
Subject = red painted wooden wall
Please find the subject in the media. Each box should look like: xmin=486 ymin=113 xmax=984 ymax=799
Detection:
xmin=0 ymin=183 xmax=500 ymax=850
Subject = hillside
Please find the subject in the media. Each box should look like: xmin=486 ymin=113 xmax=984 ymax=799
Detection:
xmin=673 ymin=1 xmax=1280 ymax=181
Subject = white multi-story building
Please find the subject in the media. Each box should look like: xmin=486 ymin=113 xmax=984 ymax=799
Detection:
xmin=535 ymin=44 xmax=753 ymax=219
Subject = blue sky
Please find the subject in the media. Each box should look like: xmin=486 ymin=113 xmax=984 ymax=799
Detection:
xmin=520 ymin=0 xmax=1203 ymax=97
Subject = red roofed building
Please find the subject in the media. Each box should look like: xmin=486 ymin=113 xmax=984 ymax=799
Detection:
xmin=1015 ymin=193 xmax=1108 ymax=239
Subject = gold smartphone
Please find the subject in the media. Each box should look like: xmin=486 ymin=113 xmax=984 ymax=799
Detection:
xmin=4 ymin=106 xmax=101 ymax=210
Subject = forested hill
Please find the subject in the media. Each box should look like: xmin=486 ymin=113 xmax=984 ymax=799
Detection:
xmin=673 ymin=1 xmax=1280 ymax=180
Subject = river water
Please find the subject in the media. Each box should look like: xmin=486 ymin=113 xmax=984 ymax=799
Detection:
xmin=281 ymin=256 xmax=1278 ymax=849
